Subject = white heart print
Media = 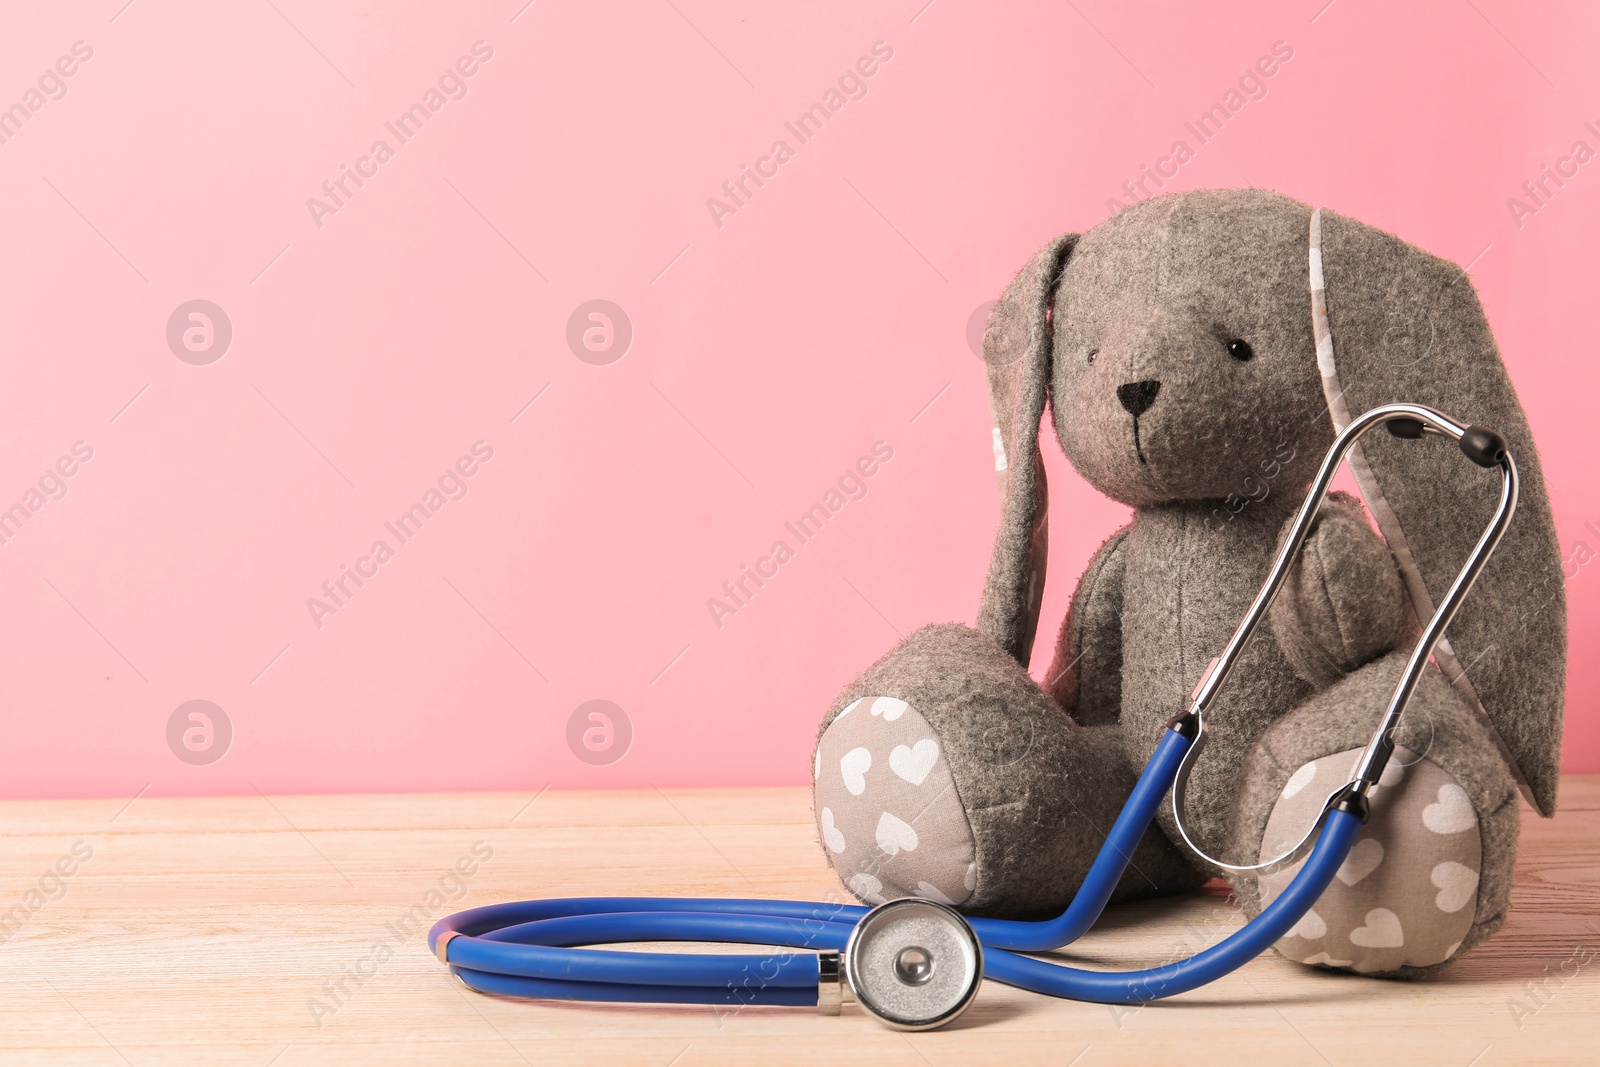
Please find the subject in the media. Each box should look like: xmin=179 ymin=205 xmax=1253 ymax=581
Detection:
xmin=1349 ymin=908 xmax=1405 ymax=948
xmin=875 ymin=811 xmax=919 ymax=855
xmin=839 ymin=747 xmax=871 ymax=796
xmin=889 ymin=739 xmax=940 ymax=786
xmin=1423 ymin=784 xmax=1476 ymax=835
xmin=820 ymin=807 xmax=846 ymax=854
xmin=1282 ymin=762 xmax=1317 ymax=799
xmin=871 ymin=697 xmax=908 ymax=721
xmin=1285 ymin=908 xmax=1327 ymax=940
xmin=915 ymin=881 xmax=957 ymax=905
xmin=1431 ymin=861 xmax=1479 ymax=912
xmin=1302 ymin=951 xmax=1354 ymax=968
xmin=849 ymin=872 xmax=885 ymax=904
xmin=1335 ymin=837 xmax=1385 ymax=886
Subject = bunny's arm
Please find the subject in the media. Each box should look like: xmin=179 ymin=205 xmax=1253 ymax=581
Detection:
xmin=1044 ymin=526 xmax=1130 ymax=724
xmin=1268 ymin=492 xmax=1408 ymax=688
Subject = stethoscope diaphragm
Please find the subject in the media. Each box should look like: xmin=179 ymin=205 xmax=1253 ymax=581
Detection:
xmin=842 ymin=898 xmax=984 ymax=1030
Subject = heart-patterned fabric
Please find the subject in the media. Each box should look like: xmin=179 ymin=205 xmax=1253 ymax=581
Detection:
xmin=813 ymin=696 xmax=977 ymax=907
xmin=1259 ymin=745 xmax=1481 ymax=972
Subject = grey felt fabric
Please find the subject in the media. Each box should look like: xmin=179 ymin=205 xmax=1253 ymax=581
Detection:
xmin=1045 ymin=527 xmax=1129 ymax=723
xmin=1268 ymin=492 xmax=1408 ymax=688
xmin=813 ymin=189 xmax=1563 ymax=976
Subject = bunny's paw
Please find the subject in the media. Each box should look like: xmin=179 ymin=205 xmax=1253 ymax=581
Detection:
xmin=1269 ymin=492 xmax=1407 ymax=687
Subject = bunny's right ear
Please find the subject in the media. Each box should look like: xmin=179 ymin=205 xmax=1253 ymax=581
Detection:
xmin=1312 ymin=208 xmax=1566 ymax=815
xmin=977 ymin=234 xmax=1078 ymax=667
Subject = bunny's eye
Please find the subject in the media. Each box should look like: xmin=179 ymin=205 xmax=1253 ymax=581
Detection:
xmin=1227 ymin=339 xmax=1254 ymax=362
xmin=1086 ymin=349 xmax=1098 ymax=365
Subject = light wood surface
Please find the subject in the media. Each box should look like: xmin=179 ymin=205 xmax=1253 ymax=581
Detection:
xmin=2 ymin=779 xmax=1597 ymax=1066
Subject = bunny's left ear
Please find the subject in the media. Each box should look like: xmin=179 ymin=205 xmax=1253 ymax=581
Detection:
xmin=1311 ymin=208 xmax=1566 ymax=815
xmin=977 ymin=233 xmax=1077 ymax=668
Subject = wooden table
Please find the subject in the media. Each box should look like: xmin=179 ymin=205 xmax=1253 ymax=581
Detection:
xmin=3 ymin=780 xmax=1596 ymax=1065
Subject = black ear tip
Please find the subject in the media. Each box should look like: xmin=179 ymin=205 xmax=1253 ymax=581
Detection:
xmin=1387 ymin=418 xmax=1507 ymax=467
xmin=1460 ymin=425 xmax=1509 ymax=468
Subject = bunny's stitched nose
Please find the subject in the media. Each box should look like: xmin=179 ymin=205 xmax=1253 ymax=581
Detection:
xmin=1117 ymin=380 xmax=1161 ymax=417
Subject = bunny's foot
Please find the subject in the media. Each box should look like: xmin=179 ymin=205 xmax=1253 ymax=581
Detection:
xmin=813 ymin=623 xmax=1201 ymax=918
xmin=1229 ymin=650 xmax=1521 ymax=976
xmin=813 ymin=692 xmax=977 ymax=907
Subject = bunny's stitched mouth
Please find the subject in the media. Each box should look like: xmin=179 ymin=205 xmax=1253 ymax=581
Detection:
xmin=1116 ymin=380 xmax=1161 ymax=466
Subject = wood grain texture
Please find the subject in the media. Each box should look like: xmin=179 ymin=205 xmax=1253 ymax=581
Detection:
xmin=2 ymin=780 xmax=1596 ymax=1066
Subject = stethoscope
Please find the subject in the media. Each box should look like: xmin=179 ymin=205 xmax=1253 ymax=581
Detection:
xmin=431 ymin=403 xmax=1517 ymax=1030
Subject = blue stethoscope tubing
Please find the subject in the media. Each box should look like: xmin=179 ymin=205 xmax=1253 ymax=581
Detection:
xmin=430 ymin=726 xmax=1361 ymax=1006
xmin=432 ymin=405 xmax=1515 ymax=1012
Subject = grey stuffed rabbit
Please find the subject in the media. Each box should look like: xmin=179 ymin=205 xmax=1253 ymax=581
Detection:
xmin=812 ymin=189 xmax=1565 ymax=976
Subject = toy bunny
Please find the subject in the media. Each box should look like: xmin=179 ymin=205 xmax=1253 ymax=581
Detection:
xmin=813 ymin=189 xmax=1565 ymax=975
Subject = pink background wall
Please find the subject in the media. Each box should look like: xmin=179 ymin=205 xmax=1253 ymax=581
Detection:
xmin=1 ymin=0 xmax=1595 ymax=801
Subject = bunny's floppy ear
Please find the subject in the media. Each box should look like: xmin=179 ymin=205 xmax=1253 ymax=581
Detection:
xmin=1311 ymin=208 xmax=1565 ymax=815
xmin=977 ymin=234 xmax=1078 ymax=667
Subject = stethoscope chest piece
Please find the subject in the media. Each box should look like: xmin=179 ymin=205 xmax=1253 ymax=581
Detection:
xmin=843 ymin=898 xmax=984 ymax=1030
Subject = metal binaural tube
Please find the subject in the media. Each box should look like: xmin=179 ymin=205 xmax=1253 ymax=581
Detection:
xmin=1170 ymin=403 xmax=1516 ymax=873
xmin=1187 ymin=403 xmax=1470 ymax=718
